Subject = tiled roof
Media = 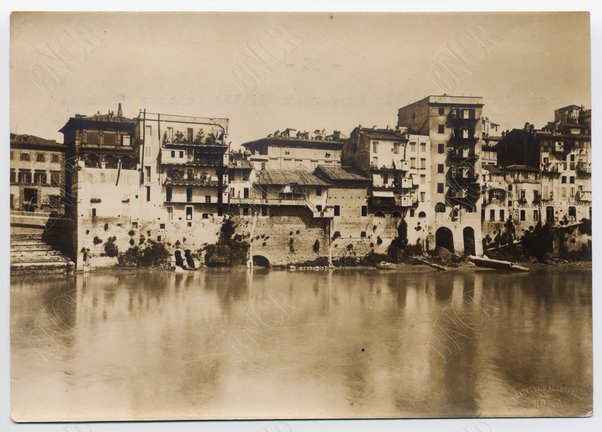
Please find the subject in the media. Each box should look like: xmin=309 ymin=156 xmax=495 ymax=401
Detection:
xmin=256 ymin=170 xmax=329 ymax=186
xmin=315 ymin=165 xmax=370 ymax=182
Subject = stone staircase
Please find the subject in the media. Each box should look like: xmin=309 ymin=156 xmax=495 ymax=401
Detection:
xmin=11 ymin=232 xmax=74 ymax=274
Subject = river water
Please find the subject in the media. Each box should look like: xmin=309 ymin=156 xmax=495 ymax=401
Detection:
xmin=11 ymin=267 xmax=592 ymax=421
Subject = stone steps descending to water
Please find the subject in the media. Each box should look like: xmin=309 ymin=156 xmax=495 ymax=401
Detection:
xmin=10 ymin=232 xmax=74 ymax=274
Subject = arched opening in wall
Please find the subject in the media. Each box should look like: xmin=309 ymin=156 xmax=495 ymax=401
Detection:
xmin=374 ymin=211 xmax=386 ymax=218
xmin=184 ymin=249 xmax=196 ymax=269
xmin=568 ymin=206 xmax=577 ymax=220
xmin=83 ymin=153 xmax=100 ymax=168
xmin=546 ymin=206 xmax=555 ymax=224
xmin=435 ymin=227 xmax=454 ymax=253
xmin=392 ymin=211 xmax=402 ymax=218
xmin=463 ymin=226 xmax=476 ymax=256
xmin=435 ymin=202 xmax=446 ymax=213
xmin=252 ymin=255 xmax=270 ymax=268
xmin=121 ymin=156 xmax=138 ymax=170
xmin=418 ymin=211 xmax=426 ymax=218
xmin=104 ymin=155 xmax=118 ymax=169
xmin=174 ymin=250 xmax=184 ymax=267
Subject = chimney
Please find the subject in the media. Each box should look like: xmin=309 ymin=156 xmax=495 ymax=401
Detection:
xmin=333 ymin=130 xmax=341 ymax=141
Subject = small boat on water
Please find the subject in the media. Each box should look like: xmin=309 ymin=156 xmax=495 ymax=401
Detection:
xmin=376 ymin=261 xmax=395 ymax=269
xmin=468 ymin=255 xmax=529 ymax=272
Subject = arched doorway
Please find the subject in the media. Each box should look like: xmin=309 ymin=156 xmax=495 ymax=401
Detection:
xmin=463 ymin=226 xmax=476 ymax=256
xmin=184 ymin=249 xmax=196 ymax=269
xmin=435 ymin=227 xmax=454 ymax=253
xmin=174 ymin=250 xmax=184 ymax=267
xmin=546 ymin=206 xmax=555 ymax=224
xmin=252 ymin=255 xmax=270 ymax=268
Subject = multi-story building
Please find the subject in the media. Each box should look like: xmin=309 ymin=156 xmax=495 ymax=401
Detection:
xmin=241 ymin=128 xmax=346 ymax=171
xmin=138 ymin=112 xmax=230 ymax=224
xmin=10 ymin=133 xmax=66 ymax=213
xmin=397 ymin=95 xmax=484 ymax=255
xmin=481 ymin=117 xmax=501 ymax=166
xmin=59 ymin=104 xmax=139 ymax=218
xmin=497 ymin=104 xmax=591 ymax=227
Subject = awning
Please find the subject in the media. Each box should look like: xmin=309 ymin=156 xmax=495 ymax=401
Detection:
xmin=372 ymin=190 xmax=395 ymax=198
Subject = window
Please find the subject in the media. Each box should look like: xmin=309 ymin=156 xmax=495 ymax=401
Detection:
xmin=410 ymin=157 xmax=416 ymax=169
xmin=145 ymin=125 xmax=152 ymax=137
xmin=261 ymin=207 xmax=268 ymax=216
xmin=561 ymin=176 xmax=567 ymax=184
xmin=325 ymin=152 xmax=331 ymax=158
xmin=383 ymin=173 xmax=389 ymax=184
xmin=145 ymin=186 xmax=151 ymax=202
xmin=243 ymin=207 xmax=249 ymax=216
xmin=520 ymin=210 xmax=526 ymax=221
xmin=410 ymin=209 xmax=415 ymax=217
xmin=186 ymin=206 xmax=193 ymax=220
xmin=437 ymin=183 xmax=444 ymax=193
xmin=10 ymin=170 xmax=16 ymax=183
xmin=186 ymin=187 xmax=193 ymax=202
xmin=35 ymin=153 xmax=45 ymax=162
xmin=159 ymin=223 xmax=166 ymax=230
xmin=179 ymin=151 xmax=184 ymax=158
xmin=372 ymin=141 xmax=379 ymax=153
xmin=499 ymin=209 xmax=505 ymax=221
xmin=20 ymin=152 xmax=30 ymax=161
xmin=171 ymin=151 xmax=176 ymax=158
xmin=145 ymin=166 xmax=151 ymax=182
xmin=420 ymin=158 xmax=426 ymax=169
xmin=435 ymin=202 xmax=446 ymax=212
xmin=316 ymin=187 xmax=322 ymax=196
xmin=87 ymin=132 xmax=100 ymax=145
xmin=570 ymin=154 xmax=575 ymax=161
xmin=437 ymin=164 xmax=444 ymax=174
xmin=122 ymin=135 xmax=131 ymax=147
xmin=420 ymin=142 xmax=427 ymax=151
xmin=167 ymin=207 xmax=173 ymax=220
xmin=104 ymin=133 xmax=117 ymax=146
xmin=50 ymin=171 xmax=61 ymax=186
xmin=533 ymin=210 xmax=539 ymax=221
xmin=570 ymin=176 xmax=575 ymax=184
xmin=420 ymin=174 xmax=426 ymax=184
xmin=490 ymin=209 xmax=495 ymax=221
xmin=438 ymin=144 xmax=445 ymax=154
xmin=316 ymin=205 xmax=322 ymax=212
xmin=410 ymin=142 xmax=416 ymax=152
xmin=372 ymin=156 xmax=378 ymax=166
xmin=18 ymin=170 xmax=32 ymax=183
xmin=508 ymin=184 xmax=513 ymax=191
xmin=420 ymin=191 xmax=425 ymax=202
xmin=334 ymin=205 xmax=340 ymax=216
xmin=438 ymin=107 xmax=445 ymax=116
xmin=205 ymin=196 xmax=211 ymax=203
xmin=393 ymin=143 xmax=400 ymax=154
xmin=51 ymin=154 xmax=60 ymax=163
xmin=166 ymin=186 xmax=172 ymax=202
xmin=438 ymin=125 xmax=445 ymax=134
xmin=361 ymin=206 xmax=367 ymax=217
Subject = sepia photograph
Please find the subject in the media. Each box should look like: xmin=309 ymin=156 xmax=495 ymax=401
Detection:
xmin=6 ymin=7 xmax=595 ymax=427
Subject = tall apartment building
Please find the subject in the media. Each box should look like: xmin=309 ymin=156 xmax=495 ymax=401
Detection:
xmin=342 ymin=126 xmax=432 ymax=248
xmin=397 ymin=95 xmax=484 ymax=255
xmin=138 ymin=112 xmax=229 ymax=224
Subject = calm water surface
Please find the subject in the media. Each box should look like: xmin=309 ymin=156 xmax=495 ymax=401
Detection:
xmin=11 ymin=268 xmax=592 ymax=421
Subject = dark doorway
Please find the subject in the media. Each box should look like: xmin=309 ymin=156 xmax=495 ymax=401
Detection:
xmin=546 ymin=206 xmax=555 ymax=224
xmin=184 ymin=249 xmax=196 ymax=269
xmin=463 ymin=226 xmax=476 ymax=256
xmin=174 ymin=250 xmax=184 ymax=267
xmin=435 ymin=227 xmax=454 ymax=253
xmin=252 ymin=255 xmax=270 ymax=268
xmin=23 ymin=188 xmax=37 ymax=212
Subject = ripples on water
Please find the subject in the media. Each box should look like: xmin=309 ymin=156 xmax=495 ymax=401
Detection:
xmin=11 ymin=268 xmax=592 ymax=421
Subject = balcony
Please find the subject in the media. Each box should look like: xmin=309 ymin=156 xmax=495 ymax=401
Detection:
xmin=448 ymin=168 xmax=478 ymax=184
xmin=449 ymin=130 xmax=478 ymax=145
xmin=162 ymin=156 xmax=223 ymax=168
xmin=370 ymin=161 xmax=410 ymax=172
xmin=447 ymin=109 xmax=478 ymax=126
xmin=166 ymin=196 xmax=220 ymax=204
xmin=164 ymin=175 xmax=220 ymax=187
xmin=448 ymin=149 xmax=478 ymax=162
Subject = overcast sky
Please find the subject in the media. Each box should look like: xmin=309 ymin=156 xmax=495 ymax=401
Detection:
xmin=10 ymin=12 xmax=590 ymax=147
